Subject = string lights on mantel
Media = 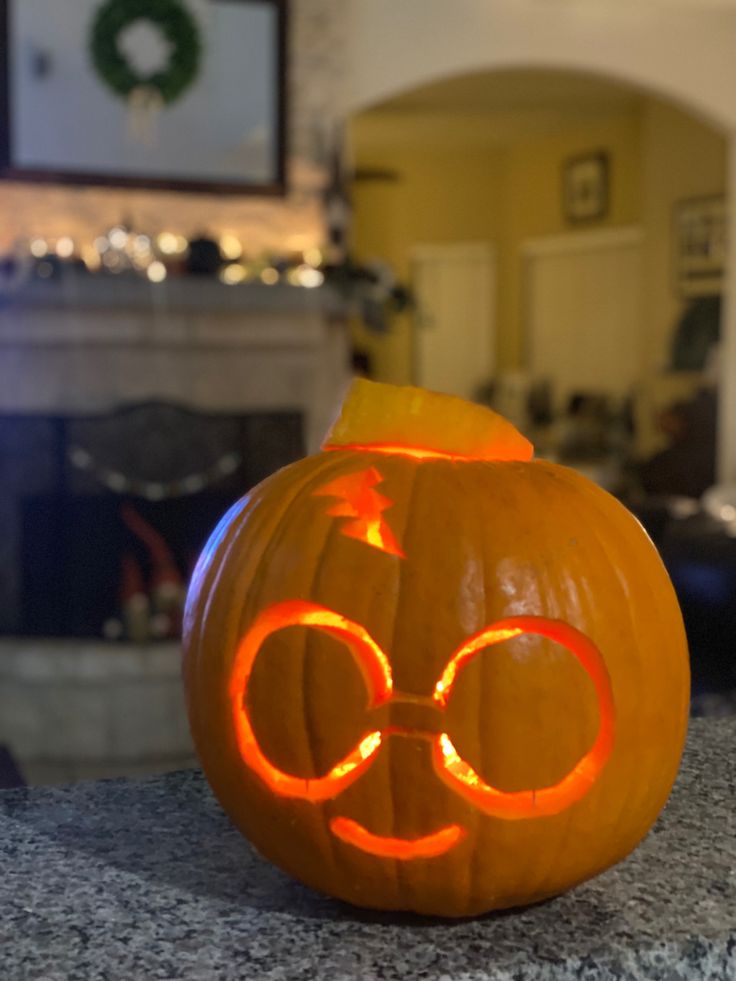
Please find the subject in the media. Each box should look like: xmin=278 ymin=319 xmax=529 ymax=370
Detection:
xmin=13 ymin=223 xmax=327 ymax=290
xmin=2 ymin=223 xmax=413 ymax=332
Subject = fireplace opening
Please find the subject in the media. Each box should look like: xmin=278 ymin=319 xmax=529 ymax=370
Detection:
xmin=1 ymin=402 xmax=303 ymax=639
xmin=21 ymin=492 xmax=238 ymax=639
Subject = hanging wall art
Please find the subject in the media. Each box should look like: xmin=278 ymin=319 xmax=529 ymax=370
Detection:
xmin=0 ymin=0 xmax=286 ymax=193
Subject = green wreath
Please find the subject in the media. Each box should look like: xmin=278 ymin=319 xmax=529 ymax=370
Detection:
xmin=89 ymin=0 xmax=201 ymax=106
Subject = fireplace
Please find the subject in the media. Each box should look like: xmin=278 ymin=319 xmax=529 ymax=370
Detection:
xmin=0 ymin=279 xmax=349 ymax=782
xmin=0 ymin=277 xmax=349 ymax=639
xmin=1 ymin=402 xmax=303 ymax=639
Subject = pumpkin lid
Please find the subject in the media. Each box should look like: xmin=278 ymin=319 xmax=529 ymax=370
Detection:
xmin=322 ymin=379 xmax=534 ymax=462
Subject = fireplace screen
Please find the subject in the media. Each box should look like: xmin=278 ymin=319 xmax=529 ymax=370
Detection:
xmin=0 ymin=403 xmax=303 ymax=639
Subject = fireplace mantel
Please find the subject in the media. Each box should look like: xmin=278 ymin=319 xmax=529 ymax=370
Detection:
xmin=0 ymin=276 xmax=350 ymax=453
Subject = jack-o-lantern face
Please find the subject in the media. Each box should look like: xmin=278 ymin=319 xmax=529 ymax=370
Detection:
xmin=184 ymin=381 xmax=689 ymax=917
xmin=230 ymin=599 xmax=615 ymax=859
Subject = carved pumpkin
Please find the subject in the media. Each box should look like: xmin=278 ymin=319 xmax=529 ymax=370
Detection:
xmin=183 ymin=380 xmax=689 ymax=917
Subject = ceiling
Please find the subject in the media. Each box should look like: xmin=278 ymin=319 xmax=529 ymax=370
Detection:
xmin=352 ymin=70 xmax=646 ymax=155
xmin=371 ymin=70 xmax=642 ymax=116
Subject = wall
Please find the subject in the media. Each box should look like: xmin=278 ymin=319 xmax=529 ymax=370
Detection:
xmin=500 ymin=110 xmax=642 ymax=369
xmin=0 ymin=0 xmax=348 ymax=254
xmin=351 ymin=95 xmax=726 ymax=397
xmin=351 ymin=123 xmax=505 ymax=382
xmin=345 ymin=0 xmax=736 ymax=132
xmin=351 ymin=105 xmax=643 ymax=382
xmin=345 ymin=0 xmax=736 ymax=482
xmin=640 ymin=101 xmax=727 ymax=375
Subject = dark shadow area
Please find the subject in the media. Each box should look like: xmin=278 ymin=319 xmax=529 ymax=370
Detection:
xmin=0 ymin=403 xmax=303 ymax=637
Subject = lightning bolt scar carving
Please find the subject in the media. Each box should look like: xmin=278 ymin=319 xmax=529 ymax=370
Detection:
xmin=314 ymin=466 xmax=405 ymax=558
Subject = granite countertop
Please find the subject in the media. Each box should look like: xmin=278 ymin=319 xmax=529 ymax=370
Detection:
xmin=0 ymin=718 xmax=734 ymax=981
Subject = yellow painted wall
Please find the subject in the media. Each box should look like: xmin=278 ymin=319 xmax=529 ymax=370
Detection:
xmin=351 ymin=138 xmax=505 ymax=383
xmin=500 ymin=112 xmax=642 ymax=369
xmin=640 ymin=101 xmax=726 ymax=375
xmin=351 ymin=97 xmax=725 ymax=391
xmin=352 ymin=108 xmax=643 ymax=382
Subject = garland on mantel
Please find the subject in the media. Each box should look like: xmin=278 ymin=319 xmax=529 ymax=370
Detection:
xmin=68 ymin=444 xmax=242 ymax=500
xmin=5 ymin=224 xmax=414 ymax=334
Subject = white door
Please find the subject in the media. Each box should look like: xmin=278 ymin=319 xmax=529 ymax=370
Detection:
xmin=411 ymin=243 xmax=495 ymax=399
xmin=523 ymin=228 xmax=643 ymax=411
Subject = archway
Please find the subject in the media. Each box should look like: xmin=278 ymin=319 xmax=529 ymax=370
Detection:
xmin=344 ymin=0 xmax=736 ymax=479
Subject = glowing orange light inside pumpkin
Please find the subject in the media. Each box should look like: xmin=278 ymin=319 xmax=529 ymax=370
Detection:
xmin=434 ymin=627 xmax=524 ymax=707
xmin=314 ymin=466 xmax=404 ymax=557
xmin=432 ymin=617 xmax=615 ymax=819
xmin=230 ymin=600 xmax=392 ymax=801
xmin=324 ymin=443 xmax=472 ymax=462
xmin=330 ymin=816 xmax=466 ymax=859
xmin=324 ymin=441 xmax=534 ymax=463
xmin=230 ymin=604 xmax=615 ymax=849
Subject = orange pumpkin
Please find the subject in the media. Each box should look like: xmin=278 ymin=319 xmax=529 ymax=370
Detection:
xmin=183 ymin=380 xmax=689 ymax=917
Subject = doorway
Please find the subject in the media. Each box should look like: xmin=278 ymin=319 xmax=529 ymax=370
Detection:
xmin=522 ymin=227 xmax=643 ymax=413
xmin=411 ymin=242 xmax=495 ymax=399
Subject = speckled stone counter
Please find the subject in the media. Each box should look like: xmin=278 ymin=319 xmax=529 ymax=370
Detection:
xmin=1 ymin=718 xmax=734 ymax=981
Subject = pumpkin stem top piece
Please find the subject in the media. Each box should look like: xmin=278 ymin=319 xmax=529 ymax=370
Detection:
xmin=323 ymin=379 xmax=534 ymax=462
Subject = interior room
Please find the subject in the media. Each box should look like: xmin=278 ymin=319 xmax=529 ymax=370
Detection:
xmin=0 ymin=0 xmax=351 ymax=786
xmin=349 ymin=69 xmax=734 ymax=713
xmin=0 ymin=0 xmax=733 ymax=791
xmin=0 ymin=0 xmax=735 ymax=975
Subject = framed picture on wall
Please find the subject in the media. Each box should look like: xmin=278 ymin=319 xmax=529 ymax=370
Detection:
xmin=673 ymin=195 xmax=726 ymax=297
xmin=0 ymin=0 xmax=287 ymax=194
xmin=562 ymin=150 xmax=609 ymax=224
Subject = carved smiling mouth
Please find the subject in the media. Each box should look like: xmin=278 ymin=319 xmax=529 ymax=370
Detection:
xmin=330 ymin=816 xmax=466 ymax=859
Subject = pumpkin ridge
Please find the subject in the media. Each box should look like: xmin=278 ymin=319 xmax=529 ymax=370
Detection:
xmin=228 ymin=460 xmax=336 ymax=644
xmin=185 ymin=470 xmax=312 ymax=739
xmin=300 ymin=620 xmax=342 ymax=880
xmin=531 ymin=464 xmax=684 ymax=894
xmin=246 ymin=453 xmax=401 ymax=892
xmin=556 ymin=465 xmax=687 ymax=840
xmin=374 ymin=456 xmax=420 ymax=898
xmin=465 ymin=482 xmax=491 ymax=908
xmin=525 ymin=470 xmax=622 ymax=902
xmin=184 ymin=495 xmax=252 ymax=693
xmin=454 ymin=464 xmax=610 ymax=902
xmin=247 ymin=457 xmax=370 ymax=875
xmin=467 ymin=470 xmax=536 ymax=899
xmin=468 ymin=469 xmax=491 ymax=913
xmin=216 ymin=455 xmax=357 ymax=882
